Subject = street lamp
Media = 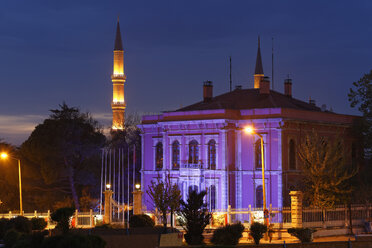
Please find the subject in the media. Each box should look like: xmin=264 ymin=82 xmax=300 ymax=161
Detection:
xmin=243 ymin=126 xmax=268 ymax=225
xmin=0 ymin=152 xmax=23 ymax=215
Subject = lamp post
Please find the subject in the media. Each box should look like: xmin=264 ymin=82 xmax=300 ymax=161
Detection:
xmin=0 ymin=153 xmax=23 ymax=215
xmin=243 ymin=127 xmax=268 ymax=225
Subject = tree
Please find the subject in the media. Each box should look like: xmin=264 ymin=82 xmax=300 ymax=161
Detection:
xmin=348 ymin=69 xmax=372 ymax=158
xmin=298 ymin=132 xmax=357 ymax=209
xmin=178 ymin=190 xmax=211 ymax=245
xmin=146 ymin=174 xmax=181 ymax=231
xmin=21 ymin=103 xmax=106 ymax=210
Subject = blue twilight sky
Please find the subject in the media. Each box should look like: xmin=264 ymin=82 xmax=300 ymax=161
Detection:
xmin=0 ymin=0 xmax=371 ymax=145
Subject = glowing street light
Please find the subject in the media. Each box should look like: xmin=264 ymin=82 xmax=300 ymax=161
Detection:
xmin=0 ymin=152 xmax=23 ymax=215
xmin=106 ymin=184 xmax=111 ymax=190
xmin=135 ymin=184 xmax=141 ymax=190
xmin=243 ymin=126 xmax=268 ymax=225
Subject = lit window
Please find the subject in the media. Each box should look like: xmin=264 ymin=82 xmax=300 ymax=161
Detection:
xmin=172 ymin=141 xmax=180 ymax=170
xmin=188 ymin=140 xmax=199 ymax=164
xmin=208 ymin=140 xmax=216 ymax=170
xmin=256 ymin=185 xmax=263 ymax=208
xmin=155 ymin=142 xmax=163 ymax=170
xmin=255 ymin=140 xmax=262 ymax=170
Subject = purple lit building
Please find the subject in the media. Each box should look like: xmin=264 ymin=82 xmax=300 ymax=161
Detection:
xmin=138 ymin=41 xmax=357 ymax=211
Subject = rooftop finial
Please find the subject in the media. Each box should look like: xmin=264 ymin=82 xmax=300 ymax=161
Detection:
xmin=254 ymin=35 xmax=264 ymax=75
xmin=114 ymin=18 xmax=123 ymax=51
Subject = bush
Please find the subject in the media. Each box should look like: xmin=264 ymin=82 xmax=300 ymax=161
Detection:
xmin=0 ymin=218 xmax=10 ymax=239
xmin=41 ymin=234 xmax=106 ymax=248
xmin=288 ymin=228 xmax=315 ymax=243
xmin=4 ymin=229 xmax=21 ymax=248
xmin=9 ymin=216 xmax=32 ymax=234
xmin=31 ymin=218 xmax=47 ymax=230
xmin=211 ymin=222 xmax=245 ymax=245
xmin=51 ymin=207 xmax=75 ymax=234
xmin=249 ymin=222 xmax=267 ymax=245
xmin=129 ymin=214 xmax=155 ymax=228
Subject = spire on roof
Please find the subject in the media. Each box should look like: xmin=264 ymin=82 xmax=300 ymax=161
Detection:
xmin=254 ymin=36 xmax=264 ymax=75
xmin=114 ymin=19 xmax=123 ymax=51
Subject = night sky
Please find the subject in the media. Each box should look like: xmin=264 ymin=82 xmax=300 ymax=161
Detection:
xmin=1 ymin=0 xmax=371 ymax=145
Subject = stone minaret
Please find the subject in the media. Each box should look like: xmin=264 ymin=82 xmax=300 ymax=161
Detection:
xmin=111 ymin=19 xmax=126 ymax=130
xmin=254 ymin=36 xmax=264 ymax=89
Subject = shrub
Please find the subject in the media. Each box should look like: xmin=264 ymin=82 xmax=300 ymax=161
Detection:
xmin=249 ymin=222 xmax=267 ymax=245
xmin=51 ymin=207 xmax=75 ymax=234
xmin=211 ymin=222 xmax=245 ymax=245
xmin=31 ymin=218 xmax=47 ymax=230
xmin=0 ymin=218 xmax=10 ymax=239
xmin=4 ymin=229 xmax=21 ymax=248
xmin=288 ymin=228 xmax=315 ymax=243
xmin=129 ymin=214 xmax=155 ymax=228
xmin=41 ymin=234 xmax=106 ymax=248
xmin=9 ymin=216 xmax=32 ymax=234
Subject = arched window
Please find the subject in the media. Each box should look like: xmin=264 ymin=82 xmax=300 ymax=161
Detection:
xmin=210 ymin=185 xmax=216 ymax=210
xmin=289 ymin=139 xmax=296 ymax=170
xmin=255 ymin=140 xmax=262 ymax=170
xmin=208 ymin=139 xmax=216 ymax=170
xmin=255 ymin=185 xmax=263 ymax=208
xmin=188 ymin=185 xmax=198 ymax=196
xmin=155 ymin=142 xmax=163 ymax=170
xmin=188 ymin=140 xmax=199 ymax=164
xmin=172 ymin=141 xmax=180 ymax=170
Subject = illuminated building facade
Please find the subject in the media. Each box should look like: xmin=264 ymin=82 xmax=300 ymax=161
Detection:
xmin=139 ymin=41 xmax=357 ymax=211
xmin=111 ymin=19 xmax=126 ymax=130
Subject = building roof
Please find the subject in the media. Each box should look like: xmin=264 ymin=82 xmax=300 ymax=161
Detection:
xmin=176 ymin=88 xmax=322 ymax=112
xmin=114 ymin=21 xmax=123 ymax=51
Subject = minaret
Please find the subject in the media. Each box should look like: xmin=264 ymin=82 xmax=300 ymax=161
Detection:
xmin=111 ymin=18 xmax=126 ymax=130
xmin=254 ymin=36 xmax=264 ymax=89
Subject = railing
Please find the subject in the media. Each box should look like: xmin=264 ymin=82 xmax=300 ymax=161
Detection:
xmin=0 ymin=210 xmax=99 ymax=229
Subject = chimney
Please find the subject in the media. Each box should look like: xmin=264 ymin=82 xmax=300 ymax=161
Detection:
xmin=259 ymin=76 xmax=270 ymax=94
xmin=309 ymin=98 xmax=316 ymax=106
xmin=203 ymin=81 xmax=213 ymax=102
xmin=284 ymin=78 xmax=292 ymax=97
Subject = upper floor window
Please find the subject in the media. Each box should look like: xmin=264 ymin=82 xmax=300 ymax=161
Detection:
xmin=188 ymin=185 xmax=198 ymax=196
xmin=255 ymin=140 xmax=262 ymax=170
xmin=289 ymin=139 xmax=296 ymax=170
xmin=155 ymin=142 xmax=163 ymax=170
xmin=172 ymin=141 xmax=180 ymax=170
xmin=188 ymin=140 xmax=199 ymax=164
xmin=208 ymin=139 xmax=216 ymax=170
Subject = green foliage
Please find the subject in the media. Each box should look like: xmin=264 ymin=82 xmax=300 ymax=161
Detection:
xmin=288 ymin=228 xmax=315 ymax=243
xmin=129 ymin=214 xmax=155 ymax=228
xmin=178 ymin=190 xmax=211 ymax=245
xmin=249 ymin=222 xmax=267 ymax=245
xmin=21 ymin=103 xmax=106 ymax=210
xmin=298 ymin=132 xmax=357 ymax=208
xmin=211 ymin=222 xmax=245 ymax=245
xmin=30 ymin=218 xmax=47 ymax=230
xmin=41 ymin=234 xmax=106 ymax=248
xmin=51 ymin=207 xmax=75 ymax=234
xmin=4 ymin=229 xmax=21 ymax=248
xmin=8 ymin=216 xmax=31 ymax=234
xmin=146 ymin=174 xmax=181 ymax=230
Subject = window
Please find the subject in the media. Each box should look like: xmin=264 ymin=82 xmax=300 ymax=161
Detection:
xmin=351 ymin=143 xmax=357 ymax=167
xmin=172 ymin=141 xmax=180 ymax=170
xmin=155 ymin=142 xmax=163 ymax=170
xmin=188 ymin=185 xmax=198 ymax=196
xmin=208 ymin=139 xmax=216 ymax=170
xmin=289 ymin=139 xmax=296 ymax=170
xmin=210 ymin=185 xmax=216 ymax=210
xmin=188 ymin=140 xmax=199 ymax=164
xmin=255 ymin=185 xmax=263 ymax=208
xmin=255 ymin=140 xmax=262 ymax=170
